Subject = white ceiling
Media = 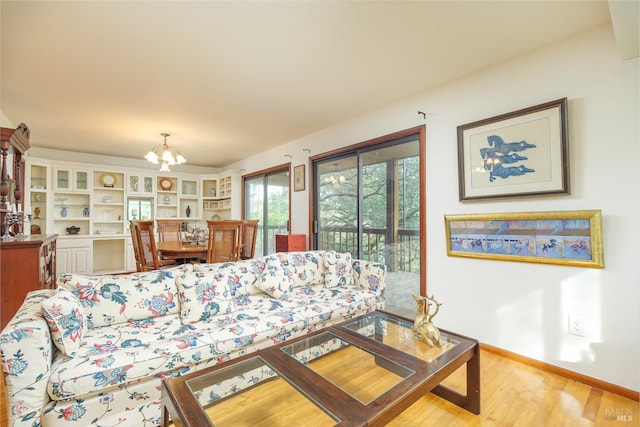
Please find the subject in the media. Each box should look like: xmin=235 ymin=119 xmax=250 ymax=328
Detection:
xmin=0 ymin=1 xmax=622 ymax=168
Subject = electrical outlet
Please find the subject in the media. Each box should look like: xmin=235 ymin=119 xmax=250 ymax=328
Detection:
xmin=568 ymin=316 xmax=585 ymax=336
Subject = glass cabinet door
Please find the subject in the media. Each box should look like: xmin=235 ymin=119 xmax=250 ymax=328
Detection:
xmin=56 ymin=169 xmax=71 ymax=190
xmin=55 ymin=168 xmax=90 ymax=191
xmin=128 ymin=174 xmax=155 ymax=194
xmin=75 ymin=171 xmax=88 ymax=190
xmin=181 ymin=179 xmax=198 ymax=196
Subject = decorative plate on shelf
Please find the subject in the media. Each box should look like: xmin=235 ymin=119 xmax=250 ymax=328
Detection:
xmin=100 ymin=173 xmax=117 ymax=187
xmin=102 ymin=195 xmax=114 ymax=203
xmin=159 ymin=178 xmax=173 ymax=191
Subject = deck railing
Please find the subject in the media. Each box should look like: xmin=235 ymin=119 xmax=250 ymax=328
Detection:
xmin=317 ymin=227 xmax=420 ymax=273
xmin=256 ymin=225 xmax=420 ymax=273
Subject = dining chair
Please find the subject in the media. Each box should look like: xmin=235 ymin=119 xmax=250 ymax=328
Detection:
xmin=129 ymin=223 xmax=144 ymax=272
xmin=156 ymin=219 xmax=183 ymax=242
xmin=240 ymin=219 xmax=259 ymax=260
xmin=131 ymin=220 xmax=177 ymax=271
xmin=155 ymin=219 xmax=184 ymax=262
xmin=205 ymin=220 xmax=243 ymax=263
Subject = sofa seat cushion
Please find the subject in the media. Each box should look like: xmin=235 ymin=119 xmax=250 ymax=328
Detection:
xmin=46 ymin=306 xmax=309 ymax=401
xmin=283 ymin=285 xmax=381 ymax=326
xmin=42 ymin=376 xmax=164 ymax=425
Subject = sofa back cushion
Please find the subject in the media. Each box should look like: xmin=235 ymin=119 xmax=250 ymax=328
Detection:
xmin=323 ymin=251 xmax=355 ymax=288
xmin=193 ymin=258 xmax=267 ymax=296
xmin=352 ymin=260 xmax=386 ymax=296
xmin=56 ymin=265 xmax=189 ymax=328
xmin=176 ymin=270 xmax=236 ymax=323
xmin=254 ymin=254 xmax=295 ymax=299
xmin=276 ymin=251 xmax=325 ymax=288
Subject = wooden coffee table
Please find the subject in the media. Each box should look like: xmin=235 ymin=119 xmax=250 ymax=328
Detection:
xmin=161 ymin=310 xmax=480 ymax=426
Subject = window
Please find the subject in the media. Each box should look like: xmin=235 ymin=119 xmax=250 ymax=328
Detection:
xmin=243 ymin=165 xmax=290 ymax=257
xmin=127 ymin=198 xmax=154 ymax=221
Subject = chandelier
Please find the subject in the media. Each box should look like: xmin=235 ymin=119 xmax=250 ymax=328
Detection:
xmin=324 ymin=164 xmax=346 ymax=186
xmin=324 ymin=174 xmax=346 ymax=186
xmin=144 ymin=133 xmax=186 ymax=172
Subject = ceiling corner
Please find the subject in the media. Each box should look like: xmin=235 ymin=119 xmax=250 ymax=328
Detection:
xmin=608 ymin=0 xmax=639 ymax=60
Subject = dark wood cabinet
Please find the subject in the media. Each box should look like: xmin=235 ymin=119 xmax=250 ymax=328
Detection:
xmin=0 ymin=234 xmax=57 ymax=329
xmin=275 ymin=234 xmax=306 ymax=252
xmin=1 ymin=123 xmax=30 ymax=236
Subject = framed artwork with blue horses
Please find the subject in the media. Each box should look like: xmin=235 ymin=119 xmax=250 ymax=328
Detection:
xmin=457 ymin=98 xmax=569 ymax=201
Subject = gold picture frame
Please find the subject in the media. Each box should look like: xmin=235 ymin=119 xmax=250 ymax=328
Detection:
xmin=100 ymin=173 xmax=117 ymax=188
xmin=444 ymin=209 xmax=604 ymax=268
xmin=294 ymin=164 xmax=305 ymax=191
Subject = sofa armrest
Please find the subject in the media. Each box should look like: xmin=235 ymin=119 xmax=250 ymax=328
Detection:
xmin=352 ymin=260 xmax=387 ymax=297
xmin=1 ymin=289 xmax=55 ymax=426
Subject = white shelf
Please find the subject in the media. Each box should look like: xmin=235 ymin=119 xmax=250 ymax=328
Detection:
xmin=26 ymin=158 xmax=240 ymax=274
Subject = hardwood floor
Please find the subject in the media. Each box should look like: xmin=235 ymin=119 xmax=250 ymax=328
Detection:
xmin=1 ymin=349 xmax=637 ymax=426
xmin=389 ymin=349 xmax=638 ymax=426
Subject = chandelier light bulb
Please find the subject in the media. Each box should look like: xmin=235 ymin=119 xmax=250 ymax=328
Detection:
xmin=145 ymin=133 xmax=187 ymax=171
xmin=162 ymin=147 xmax=174 ymax=164
xmin=144 ymin=151 xmax=159 ymax=164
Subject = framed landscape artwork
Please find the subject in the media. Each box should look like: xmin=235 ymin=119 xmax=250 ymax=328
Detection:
xmin=457 ymin=98 xmax=569 ymax=201
xmin=294 ymin=164 xmax=305 ymax=191
xmin=444 ymin=210 xmax=604 ymax=268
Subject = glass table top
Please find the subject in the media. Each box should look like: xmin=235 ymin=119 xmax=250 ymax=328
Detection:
xmin=185 ymin=356 xmax=338 ymax=426
xmin=341 ymin=312 xmax=460 ymax=362
xmin=280 ymin=331 xmax=414 ymax=405
xmin=166 ymin=312 xmax=479 ymax=426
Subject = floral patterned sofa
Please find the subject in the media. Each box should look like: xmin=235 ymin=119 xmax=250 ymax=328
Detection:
xmin=0 ymin=250 xmax=386 ymax=427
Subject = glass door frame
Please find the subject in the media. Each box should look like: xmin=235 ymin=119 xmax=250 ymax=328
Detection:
xmin=242 ymin=163 xmax=291 ymax=257
xmin=309 ymin=126 xmax=426 ymax=295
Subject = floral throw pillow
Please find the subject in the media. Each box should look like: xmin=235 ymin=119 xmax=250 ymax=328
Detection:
xmin=41 ymin=289 xmax=87 ymax=356
xmin=57 ymin=269 xmax=180 ymax=328
xmin=277 ymin=251 xmax=325 ymax=288
xmin=194 ymin=258 xmax=266 ymax=296
xmin=255 ymin=255 xmax=294 ymax=299
xmin=324 ymin=251 xmax=355 ymax=288
xmin=176 ymin=270 xmax=236 ymax=323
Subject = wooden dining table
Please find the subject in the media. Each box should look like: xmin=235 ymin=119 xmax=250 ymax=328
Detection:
xmin=156 ymin=241 xmax=207 ymax=262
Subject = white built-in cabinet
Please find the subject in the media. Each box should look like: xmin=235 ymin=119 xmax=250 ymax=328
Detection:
xmin=201 ymin=172 xmax=240 ymax=220
xmin=26 ymin=157 xmax=241 ymax=275
xmin=56 ymin=238 xmax=92 ymax=274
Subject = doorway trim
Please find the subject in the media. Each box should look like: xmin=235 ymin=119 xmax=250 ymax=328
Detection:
xmin=308 ymin=125 xmax=426 ymax=295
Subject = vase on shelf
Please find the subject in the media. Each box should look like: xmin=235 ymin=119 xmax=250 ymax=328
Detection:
xmin=33 ymin=207 xmax=41 ymax=219
xmin=60 ymin=207 xmax=68 ymax=217
xmin=186 ymin=205 xmax=191 ymax=218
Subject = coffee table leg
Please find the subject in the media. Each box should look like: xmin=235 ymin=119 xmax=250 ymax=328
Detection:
xmin=431 ymin=345 xmax=481 ymax=414
xmin=162 ymin=404 xmax=169 ymax=427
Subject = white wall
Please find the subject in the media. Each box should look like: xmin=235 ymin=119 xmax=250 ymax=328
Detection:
xmin=0 ymin=111 xmax=15 ymax=128
xmin=230 ymin=23 xmax=640 ymax=391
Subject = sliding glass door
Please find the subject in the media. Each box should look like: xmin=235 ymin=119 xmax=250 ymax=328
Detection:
xmin=244 ymin=167 xmax=290 ymax=256
xmin=312 ymin=129 xmax=424 ymax=317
